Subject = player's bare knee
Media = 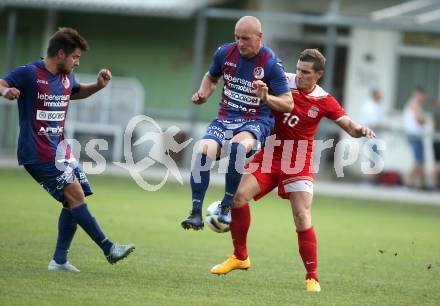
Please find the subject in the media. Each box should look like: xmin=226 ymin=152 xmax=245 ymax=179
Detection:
xmin=197 ymin=140 xmax=219 ymax=160
xmin=65 ymin=191 xmax=85 ymax=205
xmin=233 ymin=190 xmax=249 ymax=208
xmin=64 ymin=181 xmax=86 ymax=208
xmin=294 ymin=209 xmax=310 ymax=220
xmin=293 ymin=210 xmax=311 ymax=228
xmin=66 ymin=199 xmax=84 ymax=209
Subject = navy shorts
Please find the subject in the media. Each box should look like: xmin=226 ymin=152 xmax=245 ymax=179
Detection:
xmin=24 ymin=160 xmax=93 ymax=206
xmin=202 ymin=119 xmax=274 ymax=147
xmin=408 ymin=137 xmax=425 ymax=165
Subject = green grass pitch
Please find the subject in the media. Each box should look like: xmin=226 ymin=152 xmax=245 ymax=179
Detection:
xmin=0 ymin=168 xmax=439 ymax=305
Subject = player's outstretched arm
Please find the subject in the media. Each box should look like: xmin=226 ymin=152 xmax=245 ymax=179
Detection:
xmin=71 ymin=69 xmax=112 ymax=100
xmin=0 ymin=79 xmax=20 ymax=100
xmin=192 ymin=72 xmax=219 ymax=105
xmin=253 ymin=80 xmax=293 ymax=113
xmin=337 ymin=116 xmax=376 ymax=138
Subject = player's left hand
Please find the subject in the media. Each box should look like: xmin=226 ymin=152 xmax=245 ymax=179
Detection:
xmin=97 ymin=69 xmax=112 ymax=88
xmin=253 ymin=80 xmax=268 ymax=101
xmin=360 ymin=126 xmax=376 ymax=138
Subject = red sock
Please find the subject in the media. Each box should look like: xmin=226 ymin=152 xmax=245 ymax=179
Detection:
xmin=231 ymin=203 xmax=251 ymax=260
xmin=297 ymin=226 xmax=319 ymax=281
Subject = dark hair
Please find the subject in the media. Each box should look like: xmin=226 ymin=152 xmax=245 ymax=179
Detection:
xmin=299 ymin=49 xmax=326 ymax=71
xmin=413 ymin=85 xmax=425 ymax=94
xmin=46 ymin=27 xmax=88 ymax=57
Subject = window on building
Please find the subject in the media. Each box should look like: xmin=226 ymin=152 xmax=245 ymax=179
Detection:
xmin=395 ymin=56 xmax=440 ymax=109
xmin=403 ymin=32 xmax=440 ymax=48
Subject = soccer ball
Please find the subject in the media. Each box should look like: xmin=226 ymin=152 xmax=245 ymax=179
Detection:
xmin=205 ymin=201 xmax=230 ymax=233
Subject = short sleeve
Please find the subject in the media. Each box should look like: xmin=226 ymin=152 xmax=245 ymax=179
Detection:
xmin=267 ymin=61 xmax=290 ymax=95
xmin=3 ymin=65 xmax=31 ymax=90
xmin=325 ymin=95 xmax=346 ymax=121
xmin=208 ymin=45 xmax=226 ymax=78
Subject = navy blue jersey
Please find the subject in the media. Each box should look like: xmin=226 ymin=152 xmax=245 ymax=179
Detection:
xmin=209 ymin=43 xmax=289 ymax=123
xmin=4 ymin=59 xmax=80 ymax=165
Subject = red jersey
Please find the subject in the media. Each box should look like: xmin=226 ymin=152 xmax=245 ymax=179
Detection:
xmin=249 ymin=73 xmax=346 ymax=184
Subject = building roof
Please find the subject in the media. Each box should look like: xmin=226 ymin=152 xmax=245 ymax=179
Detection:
xmin=0 ymin=0 xmax=225 ymax=18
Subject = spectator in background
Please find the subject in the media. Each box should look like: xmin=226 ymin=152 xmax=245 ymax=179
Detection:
xmin=432 ymin=99 xmax=440 ymax=189
xmin=403 ymin=86 xmax=427 ymax=189
xmin=360 ymin=88 xmax=385 ymax=174
xmin=361 ymin=88 xmax=385 ymax=131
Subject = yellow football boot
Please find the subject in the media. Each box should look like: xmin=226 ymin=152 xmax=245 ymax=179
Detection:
xmin=211 ymin=255 xmax=251 ymax=275
xmin=306 ymin=278 xmax=321 ymax=292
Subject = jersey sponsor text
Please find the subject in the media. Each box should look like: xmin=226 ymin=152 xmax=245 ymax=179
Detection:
xmin=37 ymin=92 xmax=70 ymax=102
xmin=223 ymin=87 xmax=260 ymax=106
xmin=36 ymin=110 xmax=66 ymax=121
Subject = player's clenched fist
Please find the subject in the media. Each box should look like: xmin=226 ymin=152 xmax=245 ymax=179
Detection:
xmin=1 ymin=87 xmax=20 ymax=100
xmin=192 ymin=91 xmax=208 ymax=104
xmin=253 ymin=80 xmax=268 ymax=101
xmin=97 ymin=69 xmax=112 ymax=88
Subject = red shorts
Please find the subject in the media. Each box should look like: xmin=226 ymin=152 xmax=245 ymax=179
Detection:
xmin=245 ymin=149 xmax=314 ymax=200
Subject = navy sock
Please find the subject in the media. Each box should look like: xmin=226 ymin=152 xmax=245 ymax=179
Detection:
xmin=190 ymin=153 xmax=212 ymax=213
xmin=70 ymin=204 xmax=113 ymax=255
xmin=222 ymin=143 xmax=247 ymax=207
xmin=53 ymin=208 xmax=77 ymax=264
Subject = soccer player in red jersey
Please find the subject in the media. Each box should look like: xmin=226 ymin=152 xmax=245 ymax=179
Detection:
xmin=210 ymin=49 xmax=375 ymax=292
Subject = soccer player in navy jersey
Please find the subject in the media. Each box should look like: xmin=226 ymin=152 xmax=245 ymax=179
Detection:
xmin=181 ymin=16 xmax=294 ymax=230
xmin=0 ymin=27 xmax=134 ymax=272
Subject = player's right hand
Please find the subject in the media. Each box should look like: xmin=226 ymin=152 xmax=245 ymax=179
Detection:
xmin=1 ymin=87 xmax=20 ymax=100
xmin=253 ymin=80 xmax=268 ymax=101
xmin=192 ymin=91 xmax=207 ymax=104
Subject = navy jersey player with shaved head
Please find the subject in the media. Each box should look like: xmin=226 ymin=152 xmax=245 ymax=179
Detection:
xmin=0 ymin=27 xmax=134 ymax=272
xmin=181 ymin=16 xmax=294 ymax=230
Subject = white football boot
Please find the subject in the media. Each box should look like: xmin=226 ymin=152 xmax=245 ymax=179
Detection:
xmin=48 ymin=259 xmax=80 ymax=272
xmin=106 ymin=243 xmax=135 ymax=264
